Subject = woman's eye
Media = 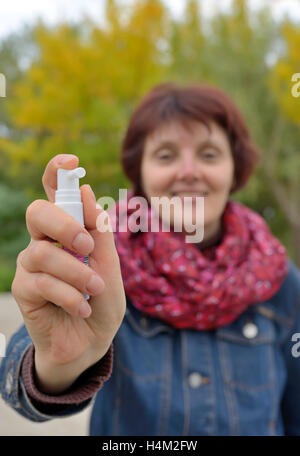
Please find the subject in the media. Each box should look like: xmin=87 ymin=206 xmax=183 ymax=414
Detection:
xmin=202 ymin=150 xmax=217 ymax=159
xmin=158 ymin=153 xmax=172 ymax=160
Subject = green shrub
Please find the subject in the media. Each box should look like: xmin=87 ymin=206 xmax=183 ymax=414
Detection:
xmin=0 ymin=184 xmax=30 ymax=291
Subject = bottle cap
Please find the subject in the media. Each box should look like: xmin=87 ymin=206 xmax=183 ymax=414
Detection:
xmin=57 ymin=167 xmax=86 ymax=191
xmin=55 ymin=167 xmax=86 ymax=226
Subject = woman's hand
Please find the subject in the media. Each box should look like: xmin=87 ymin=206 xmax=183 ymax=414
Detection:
xmin=11 ymin=154 xmax=126 ymax=394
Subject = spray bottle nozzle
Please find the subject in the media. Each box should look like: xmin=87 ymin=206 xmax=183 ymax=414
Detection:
xmin=68 ymin=167 xmax=86 ymax=180
xmin=57 ymin=167 xmax=86 ymax=191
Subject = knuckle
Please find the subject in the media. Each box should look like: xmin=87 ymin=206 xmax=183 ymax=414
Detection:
xmin=11 ymin=276 xmax=20 ymax=298
xmin=25 ymin=199 xmax=46 ymax=224
xmin=29 ymin=241 xmax=49 ymax=267
xmin=42 ymin=162 xmax=55 ymax=185
xmin=25 ymin=202 xmax=34 ymax=224
xmin=16 ymin=249 xmax=25 ymax=266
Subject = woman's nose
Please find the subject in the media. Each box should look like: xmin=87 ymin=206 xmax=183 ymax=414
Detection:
xmin=177 ymin=155 xmax=199 ymax=181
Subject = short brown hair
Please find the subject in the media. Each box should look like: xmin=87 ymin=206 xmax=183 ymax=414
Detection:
xmin=121 ymin=82 xmax=260 ymax=197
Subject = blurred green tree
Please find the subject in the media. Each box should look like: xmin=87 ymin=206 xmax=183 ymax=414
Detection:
xmin=0 ymin=0 xmax=299 ymax=293
xmin=3 ymin=0 xmax=170 ymax=201
xmin=0 ymin=184 xmax=30 ymax=291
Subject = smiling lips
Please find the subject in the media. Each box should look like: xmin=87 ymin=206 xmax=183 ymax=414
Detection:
xmin=171 ymin=191 xmax=209 ymax=198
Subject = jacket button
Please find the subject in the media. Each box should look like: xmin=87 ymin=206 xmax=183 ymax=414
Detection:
xmin=188 ymin=372 xmax=207 ymax=388
xmin=242 ymin=322 xmax=258 ymax=339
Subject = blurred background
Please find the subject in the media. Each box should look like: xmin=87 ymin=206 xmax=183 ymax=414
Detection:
xmin=0 ymin=0 xmax=300 ymax=435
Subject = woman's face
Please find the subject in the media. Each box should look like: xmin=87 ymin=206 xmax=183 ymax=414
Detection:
xmin=140 ymin=119 xmax=235 ymax=241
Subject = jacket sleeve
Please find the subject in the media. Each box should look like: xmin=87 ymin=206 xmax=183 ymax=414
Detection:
xmin=0 ymin=323 xmax=113 ymax=422
xmin=280 ymin=263 xmax=300 ymax=435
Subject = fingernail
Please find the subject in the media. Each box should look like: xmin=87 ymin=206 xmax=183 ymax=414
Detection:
xmin=72 ymin=232 xmax=94 ymax=254
xmin=78 ymin=301 xmax=91 ymax=318
xmin=57 ymin=155 xmax=76 ymax=165
xmin=86 ymin=274 xmax=103 ymax=294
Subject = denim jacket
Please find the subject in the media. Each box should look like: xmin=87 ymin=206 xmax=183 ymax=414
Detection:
xmin=1 ymin=259 xmax=300 ymax=436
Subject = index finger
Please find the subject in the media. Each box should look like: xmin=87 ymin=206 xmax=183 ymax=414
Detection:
xmin=42 ymin=154 xmax=79 ymax=202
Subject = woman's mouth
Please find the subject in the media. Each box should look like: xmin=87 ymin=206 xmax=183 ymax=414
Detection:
xmin=171 ymin=192 xmax=209 ymax=198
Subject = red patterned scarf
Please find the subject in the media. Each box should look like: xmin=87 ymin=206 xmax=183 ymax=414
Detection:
xmin=110 ymin=191 xmax=288 ymax=330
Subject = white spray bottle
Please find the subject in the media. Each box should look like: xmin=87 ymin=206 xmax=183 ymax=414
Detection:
xmin=54 ymin=167 xmax=90 ymax=300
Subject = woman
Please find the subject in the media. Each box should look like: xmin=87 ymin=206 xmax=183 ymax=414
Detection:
xmin=1 ymin=82 xmax=300 ymax=436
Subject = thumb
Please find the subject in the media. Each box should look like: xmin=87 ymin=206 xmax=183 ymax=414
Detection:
xmin=80 ymin=184 xmax=120 ymax=276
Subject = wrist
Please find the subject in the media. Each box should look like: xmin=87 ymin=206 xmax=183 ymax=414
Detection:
xmin=34 ymin=351 xmax=87 ymax=395
xmin=33 ymin=344 xmax=112 ymax=395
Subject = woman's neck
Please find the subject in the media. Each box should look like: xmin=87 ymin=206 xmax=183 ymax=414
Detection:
xmin=196 ymin=223 xmax=223 ymax=250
